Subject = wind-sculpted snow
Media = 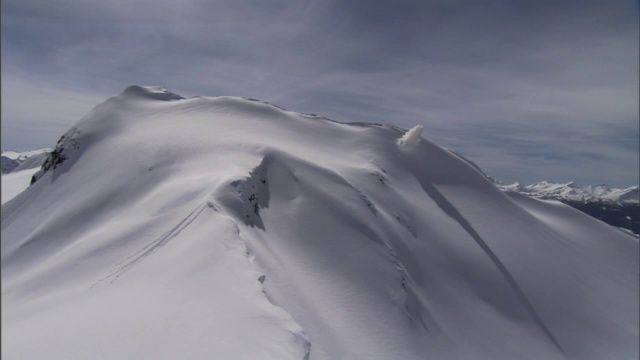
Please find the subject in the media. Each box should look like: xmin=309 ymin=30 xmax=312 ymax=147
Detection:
xmin=2 ymin=86 xmax=638 ymax=359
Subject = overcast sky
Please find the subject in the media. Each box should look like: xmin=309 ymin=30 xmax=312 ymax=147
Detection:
xmin=2 ymin=0 xmax=638 ymax=187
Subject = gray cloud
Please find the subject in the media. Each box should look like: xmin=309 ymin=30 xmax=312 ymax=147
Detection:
xmin=2 ymin=0 xmax=638 ymax=187
xmin=1 ymin=74 xmax=110 ymax=150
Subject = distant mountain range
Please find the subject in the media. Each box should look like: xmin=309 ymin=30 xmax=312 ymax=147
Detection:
xmin=497 ymin=181 xmax=639 ymax=204
xmin=1 ymin=149 xmax=50 ymax=174
xmin=497 ymin=181 xmax=639 ymax=236
xmin=4 ymin=148 xmax=636 ymax=235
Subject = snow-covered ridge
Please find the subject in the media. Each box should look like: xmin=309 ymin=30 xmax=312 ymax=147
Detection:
xmin=498 ymin=181 xmax=639 ymax=204
xmin=1 ymin=148 xmax=51 ymax=174
xmin=119 ymin=85 xmax=185 ymax=101
xmin=2 ymin=86 xmax=638 ymax=359
xmin=1 ymin=148 xmax=51 ymax=161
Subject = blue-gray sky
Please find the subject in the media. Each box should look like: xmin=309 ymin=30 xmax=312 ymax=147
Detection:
xmin=2 ymin=0 xmax=638 ymax=187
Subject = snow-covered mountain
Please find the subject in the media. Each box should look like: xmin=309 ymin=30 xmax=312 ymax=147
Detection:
xmin=498 ymin=181 xmax=639 ymax=236
xmin=1 ymin=148 xmax=51 ymax=174
xmin=2 ymin=86 xmax=638 ymax=359
xmin=1 ymin=149 xmax=52 ymax=205
xmin=498 ymin=181 xmax=639 ymax=204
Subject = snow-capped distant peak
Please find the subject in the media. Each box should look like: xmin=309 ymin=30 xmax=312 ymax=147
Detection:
xmin=1 ymin=148 xmax=51 ymax=161
xmin=497 ymin=181 xmax=639 ymax=204
xmin=1 ymin=148 xmax=51 ymax=174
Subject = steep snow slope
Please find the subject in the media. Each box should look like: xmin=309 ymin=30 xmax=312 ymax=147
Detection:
xmin=2 ymin=86 xmax=638 ymax=359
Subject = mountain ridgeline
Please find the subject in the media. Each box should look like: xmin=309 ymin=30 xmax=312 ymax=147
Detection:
xmin=2 ymin=86 xmax=637 ymax=360
xmin=497 ymin=181 xmax=639 ymax=235
xmin=20 ymin=150 xmax=640 ymax=235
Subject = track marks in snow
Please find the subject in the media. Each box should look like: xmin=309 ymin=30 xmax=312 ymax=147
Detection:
xmin=384 ymin=243 xmax=432 ymax=333
xmin=93 ymin=204 xmax=208 ymax=286
xmin=356 ymin=188 xmax=377 ymax=215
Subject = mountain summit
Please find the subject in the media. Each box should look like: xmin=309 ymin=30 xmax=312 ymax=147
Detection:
xmin=2 ymin=86 xmax=638 ymax=359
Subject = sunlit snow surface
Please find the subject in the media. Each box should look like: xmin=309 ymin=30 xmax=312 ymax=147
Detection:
xmin=1 ymin=167 xmax=40 ymax=204
xmin=2 ymin=86 xmax=638 ymax=359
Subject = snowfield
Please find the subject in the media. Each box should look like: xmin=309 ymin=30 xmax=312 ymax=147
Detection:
xmin=2 ymin=86 xmax=638 ymax=359
xmin=1 ymin=148 xmax=51 ymax=204
xmin=1 ymin=167 xmax=41 ymax=204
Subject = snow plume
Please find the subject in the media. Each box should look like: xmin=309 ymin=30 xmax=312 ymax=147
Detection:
xmin=397 ymin=125 xmax=423 ymax=146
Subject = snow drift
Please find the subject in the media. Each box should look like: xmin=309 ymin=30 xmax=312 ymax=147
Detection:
xmin=2 ymin=86 xmax=638 ymax=359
